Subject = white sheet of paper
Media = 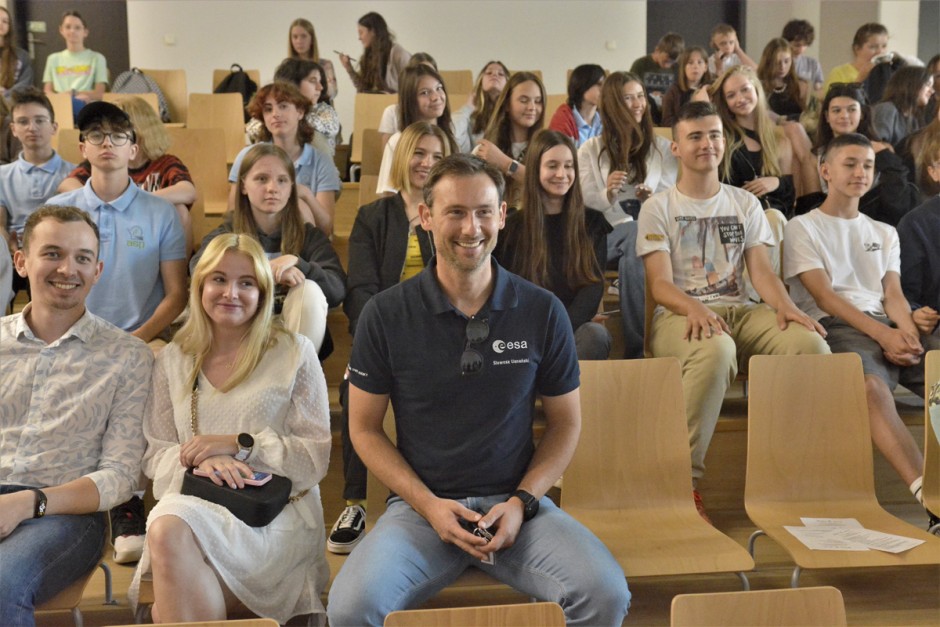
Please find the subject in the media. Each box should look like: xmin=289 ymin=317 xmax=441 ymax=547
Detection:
xmin=800 ymin=517 xmax=863 ymax=528
xmin=825 ymin=527 xmax=926 ymax=554
xmin=784 ymin=525 xmax=869 ymax=551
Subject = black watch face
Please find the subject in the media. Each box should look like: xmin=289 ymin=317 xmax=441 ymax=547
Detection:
xmin=238 ymin=433 xmax=254 ymax=448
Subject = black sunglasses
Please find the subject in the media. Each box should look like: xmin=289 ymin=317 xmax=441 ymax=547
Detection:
xmin=460 ymin=316 xmax=489 ymax=376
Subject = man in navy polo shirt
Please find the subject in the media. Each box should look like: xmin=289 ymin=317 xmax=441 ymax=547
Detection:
xmin=328 ymin=154 xmax=630 ymax=626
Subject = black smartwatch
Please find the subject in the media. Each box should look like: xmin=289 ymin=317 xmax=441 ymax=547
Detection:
xmin=30 ymin=488 xmax=47 ymax=518
xmin=234 ymin=432 xmax=254 ymax=462
xmin=510 ymin=489 xmax=539 ymax=522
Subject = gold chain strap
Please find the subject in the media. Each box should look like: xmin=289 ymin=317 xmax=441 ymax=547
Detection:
xmin=190 ymin=376 xmax=309 ymax=503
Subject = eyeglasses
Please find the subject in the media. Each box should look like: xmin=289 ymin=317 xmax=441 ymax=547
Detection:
xmin=460 ymin=316 xmax=489 ymax=376
xmin=82 ymin=130 xmax=133 ymax=146
xmin=13 ymin=116 xmax=52 ymax=128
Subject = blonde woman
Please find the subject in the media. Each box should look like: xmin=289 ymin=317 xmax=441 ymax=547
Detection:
xmin=130 ymin=234 xmax=331 ymax=624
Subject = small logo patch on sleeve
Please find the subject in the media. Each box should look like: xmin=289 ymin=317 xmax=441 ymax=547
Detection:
xmin=645 ymin=233 xmax=665 ymax=241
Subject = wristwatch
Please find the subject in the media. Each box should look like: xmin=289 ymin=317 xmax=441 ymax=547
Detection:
xmin=506 ymin=159 xmax=520 ymax=177
xmin=30 ymin=488 xmax=47 ymax=518
xmin=234 ymin=433 xmax=254 ymax=462
xmin=510 ymin=489 xmax=539 ymax=522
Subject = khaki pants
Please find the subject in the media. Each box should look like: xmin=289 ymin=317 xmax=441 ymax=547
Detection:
xmin=650 ymin=303 xmax=830 ymax=483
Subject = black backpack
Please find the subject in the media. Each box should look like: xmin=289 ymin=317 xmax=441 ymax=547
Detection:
xmin=214 ymin=64 xmax=257 ymax=122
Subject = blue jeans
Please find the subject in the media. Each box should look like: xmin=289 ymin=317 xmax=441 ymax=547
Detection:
xmin=0 ymin=485 xmax=105 ymax=627
xmin=615 ymin=222 xmax=646 ymax=359
xmin=327 ymin=495 xmax=630 ymax=626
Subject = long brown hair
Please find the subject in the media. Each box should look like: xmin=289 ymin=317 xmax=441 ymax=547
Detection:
xmin=515 ymin=130 xmax=600 ymax=290
xmin=710 ymin=65 xmax=783 ymax=178
xmin=484 ymin=72 xmax=545 ymax=154
xmin=757 ymin=38 xmax=803 ymax=113
xmin=234 ymin=144 xmax=306 ymax=256
xmin=1 ymin=7 xmax=18 ymax=90
xmin=598 ymin=72 xmax=655 ymax=183
xmin=396 ymin=64 xmax=458 ymax=152
xmin=357 ymin=12 xmax=393 ymax=92
xmin=471 ymin=61 xmax=509 ymax=136
xmin=287 ymin=18 xmax=319 ymax=62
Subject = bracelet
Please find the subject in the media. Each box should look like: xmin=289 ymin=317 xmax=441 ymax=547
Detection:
xmin=30 ymin=488 xmax=47 ymax=518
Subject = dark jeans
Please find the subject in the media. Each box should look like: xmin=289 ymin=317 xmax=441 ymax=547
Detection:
xmin=0 ymin=485 xmax=106 ymax=627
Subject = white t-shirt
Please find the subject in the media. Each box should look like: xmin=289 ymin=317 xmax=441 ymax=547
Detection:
xmin=783 ymin=209 xmax=899 ymax=320
xmin=636 ymin=184 xmax=773 ymax=306
xmin=378 ymin=104 xmax=400 ymax=135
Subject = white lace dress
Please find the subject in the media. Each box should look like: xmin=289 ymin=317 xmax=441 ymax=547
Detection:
xmin=129 ymin=333 xmax=331 ymax=624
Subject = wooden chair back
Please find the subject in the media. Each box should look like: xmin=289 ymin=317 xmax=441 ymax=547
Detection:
xmin=384 ymin=602 xmax=565 ymax=626
xmin=361 ymin=129 xmax=385 ymax=177
xmin=746 ymin=354 xmax=876 ymax=506
xmin=351 ymin=93 xmax=398 ymax=163
xmin=55 ymin=128 xmax=83 ymax=164
xmin=164 ymin=127 xmax=229 ymax=246
xmin=670 ymin=586 xmax=847 ymax=626
xmin=654 ymin=126 xmax=672 ymax=140
xmin=140 ymin=68 xmax=188 ymax=122
xmin=103 ymin=92 xmax=160 ymax=117
xmin=212 ymin=68 xmax=261 ymax=92
xmin=924 ymin=350 xmax=940 ymax=517
xmin=48 ymin=91 xmax=74 ymax=130
xmin=118 ymin=619 xmax=279 ymax=627
xmin=358 ymin=175 xmax=383 ymax=209
xmin=186 ymin=93 xmax=246 ymax=164
xmin=565 ymin=358 xmax=694 ymax=510
xmin=544 ymin=93 xmax=566 ymax=118
xmin=438 ymin=70 xmax=473 ymax=95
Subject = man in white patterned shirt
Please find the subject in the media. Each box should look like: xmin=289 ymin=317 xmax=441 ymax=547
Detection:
xmin=0 ymin=205 xmax=153 ymax=626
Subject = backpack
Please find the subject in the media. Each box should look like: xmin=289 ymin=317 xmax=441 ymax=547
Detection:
xmin=214 ymin=64 xmax=257 ymax=122
xmin=111 ymin=68 xmax=171 ymax=122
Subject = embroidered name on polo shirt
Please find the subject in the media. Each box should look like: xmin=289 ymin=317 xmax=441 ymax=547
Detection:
xmin=491 ymin=338 xmax=530 ymax=366
xmin=863 ymin=242 xmax=882 ymax=252
xmin=126 ymin=226 xmax=145 ymax=249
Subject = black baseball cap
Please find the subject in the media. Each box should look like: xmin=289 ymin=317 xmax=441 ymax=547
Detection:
xmin=75 ymin=101 xmax=132 ymax=132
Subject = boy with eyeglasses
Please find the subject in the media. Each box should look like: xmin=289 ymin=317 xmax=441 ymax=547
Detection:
xmin=0 ymin=88 xmax=75 ymax=298
xmin=47 ymin=100 xmax=186 ymax=565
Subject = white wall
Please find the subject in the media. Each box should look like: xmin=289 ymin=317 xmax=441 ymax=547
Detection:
xmin=126 ymin=0 xmax=647 ymax=133
xmin=878 ymin=0 xmax=921 ymax=60
xmin=745 ymin=0 xmax=822 ymax=64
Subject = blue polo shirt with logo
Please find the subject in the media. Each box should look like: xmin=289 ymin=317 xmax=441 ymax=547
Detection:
xmin=48 ymin=179 xmax=186 ymax=332
xmin=0 ymin=151 xmax=75 ymax=237
xmin=348 ymin=257 xmax=579 ymax=499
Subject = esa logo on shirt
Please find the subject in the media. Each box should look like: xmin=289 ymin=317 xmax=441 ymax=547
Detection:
xmin=492 ymin=339 xmax=527 ymax=353
xmin=126 ymin=226 xmax=146 ymax=249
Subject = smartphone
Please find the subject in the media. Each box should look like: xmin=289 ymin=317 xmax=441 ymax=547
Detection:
xmin=193 ymin=468 xmax=272 ymax=486
xmin=458 ymin=518 xmax=493 ymax=542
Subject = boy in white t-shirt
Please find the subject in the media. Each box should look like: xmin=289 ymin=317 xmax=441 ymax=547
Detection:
xmin=638 ymin=101 xmax=827 ymax=520
xmin=784 ymin=133 xmax=933 ymax=525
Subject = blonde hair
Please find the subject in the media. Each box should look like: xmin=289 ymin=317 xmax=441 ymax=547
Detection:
xmin=176 ymin=234 xmax=284 ymax=393
xmin=117 ymin=96 xmax=170 ymax=161
xmin=389 ymin=122 xmax=453 ymax=194
xmin=710 ymin=65 xmax=783 ymax=178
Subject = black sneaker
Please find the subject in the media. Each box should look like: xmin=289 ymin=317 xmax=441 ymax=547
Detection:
xmin=110 ymin=496 xmax=146 ymax=564
xmin=327 ymin=505 xmax=365 ymax=554
xmin=928 ymin=509 xmax=940 ymax=535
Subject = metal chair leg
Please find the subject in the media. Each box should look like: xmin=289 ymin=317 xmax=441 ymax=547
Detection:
xmin=747 ymin=529 xmax=765 ymax=557
xmin=790 ymin=565 xmax=803 ymax=588
xmin=735 ymin=571 xmax=750 ymax=591
xmin=99 ymin=562 xmax=116 ymax=605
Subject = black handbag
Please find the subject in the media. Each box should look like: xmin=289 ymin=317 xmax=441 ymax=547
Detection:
xmin=179 ymin=374 xmax=308 ymax=527
xmin=181 ymin=467 xmax=293 ymax=527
